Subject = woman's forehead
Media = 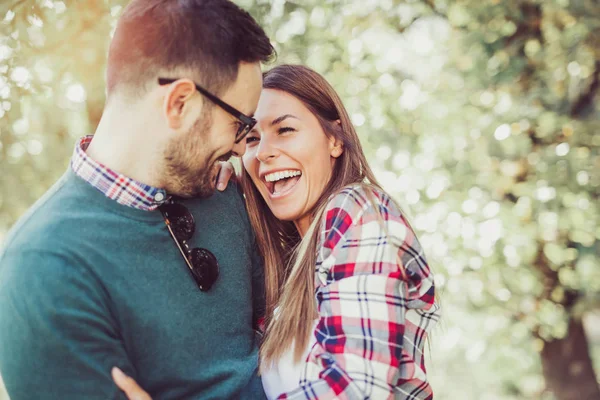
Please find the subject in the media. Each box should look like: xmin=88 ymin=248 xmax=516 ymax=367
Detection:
xmin=256 ymin=89 xmax=309 ymax=121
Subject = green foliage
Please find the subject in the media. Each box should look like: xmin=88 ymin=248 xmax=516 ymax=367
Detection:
xmin=1 ymin=1 xmax=599 ymax=399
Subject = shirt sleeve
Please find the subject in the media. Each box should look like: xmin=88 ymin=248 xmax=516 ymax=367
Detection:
xmin=0 ymin=251 xmax=135 ymax=400
xmin=278 ymin=186 xmax=436 ymax=400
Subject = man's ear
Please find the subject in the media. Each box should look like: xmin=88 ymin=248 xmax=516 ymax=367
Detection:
xmin=162 ymin=79 xmax=198 ymax=130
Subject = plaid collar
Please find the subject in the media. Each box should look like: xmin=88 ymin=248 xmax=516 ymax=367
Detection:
xmin=70 ymin=136 xmax=168 ymax=211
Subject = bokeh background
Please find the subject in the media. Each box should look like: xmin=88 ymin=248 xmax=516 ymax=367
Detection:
xmin=1 ymin=0 xmax=599 ymax=399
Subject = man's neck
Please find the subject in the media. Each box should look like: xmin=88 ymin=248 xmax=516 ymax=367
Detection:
xmin=86 ymin=103 xmax=165 ymax=188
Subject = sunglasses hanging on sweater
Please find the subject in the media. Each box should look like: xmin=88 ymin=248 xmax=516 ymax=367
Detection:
xmin=159 ymin=200 xmax=219 ymax=292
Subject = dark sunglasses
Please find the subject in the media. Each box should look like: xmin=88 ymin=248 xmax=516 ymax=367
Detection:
xmin=158 ymin=77 xmax=256 ymax=144
xmin=159 ymin=200 xmax=219 ymax=291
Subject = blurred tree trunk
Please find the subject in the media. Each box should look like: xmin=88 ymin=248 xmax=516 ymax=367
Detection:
xmin=533 ymin=243 xmax=600 ymax=399
xmin=533 ymin=239 xmax=600 ymax=400
xmin=541 ymin=319 xmax=600 ymax=400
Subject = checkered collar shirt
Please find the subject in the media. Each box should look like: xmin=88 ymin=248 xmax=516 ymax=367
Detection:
xmin=278 ymin=184 xmax=441 ymax=400
xmin=70 ymin=136 xmax=168 ymax=211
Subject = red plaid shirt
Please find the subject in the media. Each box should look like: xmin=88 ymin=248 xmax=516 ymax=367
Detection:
xmin=279 ymin=185 xmax=440 ymax=400
xmin=70 ymin=136 xmax=168 ymax=211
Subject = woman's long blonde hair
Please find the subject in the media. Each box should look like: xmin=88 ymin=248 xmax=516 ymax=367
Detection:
xmin=240 ymin=65 xmax=382 ymax=366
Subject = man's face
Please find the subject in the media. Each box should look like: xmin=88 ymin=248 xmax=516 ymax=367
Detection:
xmin=163 ymin=62 xmax=263 ymax=198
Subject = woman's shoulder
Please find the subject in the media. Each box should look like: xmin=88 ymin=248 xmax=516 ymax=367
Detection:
xmin=322 ymin=185 xmax=437 ymax=310
xmin=324 ymin=183 xmax=399 ymax=223
xmin=320 ymin=184 xmax=414 ymax=255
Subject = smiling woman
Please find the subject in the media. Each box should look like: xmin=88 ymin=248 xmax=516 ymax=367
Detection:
xmin=243 ymin=90 xmax=343 ymax=234
xmin=241 ymin=65 xmax=441 ymax=399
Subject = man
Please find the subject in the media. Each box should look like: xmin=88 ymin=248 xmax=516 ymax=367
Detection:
xmin=0 ymin=0 xmax=274 ymax=399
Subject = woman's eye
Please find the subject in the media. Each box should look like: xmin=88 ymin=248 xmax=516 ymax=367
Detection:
xmin=245 ymin=136 xmax=259 ymax=144
xmin=278 ymin=126 xmax=295 ymax=134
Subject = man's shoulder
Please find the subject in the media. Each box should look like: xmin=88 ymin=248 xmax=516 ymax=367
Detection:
xmin=0 ymin=188 xmax=108 ymax=311
xmin=186 ymin=181 xmax=245 ymax=209
xmin=2 ymin=176 xmax=68 ymax=252
xmin=184 ymin=182 xmax=250 ymax=224
xmin=0 ymin=170 xmax=101 ymax=263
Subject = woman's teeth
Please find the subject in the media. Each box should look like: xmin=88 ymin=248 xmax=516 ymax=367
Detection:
xmin=265 ymin=170 xmax=301 ymax=182
xmin=264 ymin=170 xmax=302 ymax=195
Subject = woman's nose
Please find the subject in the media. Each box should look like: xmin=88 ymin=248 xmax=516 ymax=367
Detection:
xmin=256 ymin=138 xmax=279 ymax=163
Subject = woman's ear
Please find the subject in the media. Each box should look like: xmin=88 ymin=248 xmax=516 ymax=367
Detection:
xmin=331 ymin=145 xmax=343 ymax=158
xmin=329 ymin=135 xmax=344 ymax=158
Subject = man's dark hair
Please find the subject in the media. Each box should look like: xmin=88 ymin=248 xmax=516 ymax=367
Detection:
xmin=106 ymin=0 xmax=275 ymax=99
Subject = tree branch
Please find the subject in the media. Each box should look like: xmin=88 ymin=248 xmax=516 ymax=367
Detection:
xmin=571 ymin=60 xmax=600 ymax=118
xmin=421 ymin=0 xmax=447 ymax=19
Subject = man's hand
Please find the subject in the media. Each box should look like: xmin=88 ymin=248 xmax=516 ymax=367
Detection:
xmin=216 ymin=161 xmax=236 ymax=191
xmin=112 ymin=367 xmax=152 ymax=400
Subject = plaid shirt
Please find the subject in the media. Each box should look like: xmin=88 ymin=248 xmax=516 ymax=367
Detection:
xmin=70 ymin=136 xmax=168 ymax=211
xmin=279 ymin=185 xmax=440 ymax=400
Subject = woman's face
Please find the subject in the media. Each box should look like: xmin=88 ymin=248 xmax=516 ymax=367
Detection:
xmin=242 ymin=89 xmax=342 ymax=235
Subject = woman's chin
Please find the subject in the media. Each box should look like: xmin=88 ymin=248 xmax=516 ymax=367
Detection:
xmin=270 ymin=207 xmax=299 ymax=223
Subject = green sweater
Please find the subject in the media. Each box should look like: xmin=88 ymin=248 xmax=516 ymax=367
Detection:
xmin=0 ymin=169 xmax=266 ymax=399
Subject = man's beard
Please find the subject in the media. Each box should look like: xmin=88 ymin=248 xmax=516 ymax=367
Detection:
xmin=162 ymin=115 xmax=227 ymax=198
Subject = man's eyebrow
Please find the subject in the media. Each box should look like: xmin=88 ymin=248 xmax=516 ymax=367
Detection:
xmin=271 ymin=114 xmax=298 ymax=126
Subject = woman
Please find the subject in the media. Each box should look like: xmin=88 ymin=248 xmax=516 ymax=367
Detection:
xmin=113 ymin=65 xmax=441 ymax=399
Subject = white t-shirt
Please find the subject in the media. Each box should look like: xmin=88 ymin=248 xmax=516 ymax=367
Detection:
xmin=261 ymin=320 xmax=318 ymax=399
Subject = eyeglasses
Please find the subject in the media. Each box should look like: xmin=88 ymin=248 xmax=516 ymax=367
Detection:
xmin=159 ymin=199 xmax=219 ymax=291
xmin=158 ymin=77 xmax=256 ymax=144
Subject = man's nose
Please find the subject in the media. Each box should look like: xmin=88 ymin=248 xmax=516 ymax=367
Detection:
xmin=232 ymin=139 xmax=246 ymax=158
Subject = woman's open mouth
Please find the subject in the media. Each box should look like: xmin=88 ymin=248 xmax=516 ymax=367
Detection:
xmin=264 ymin=169 xmax=302 ymax=199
